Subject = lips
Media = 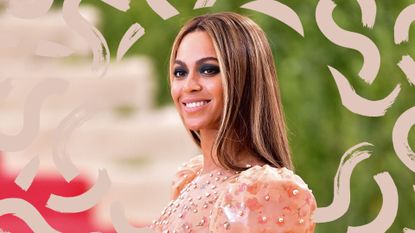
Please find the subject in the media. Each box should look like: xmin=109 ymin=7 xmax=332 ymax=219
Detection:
xmin=181 ymin=98 xmax=211 ymax=111
xmin=184 ymin=100 xmax=209 ymax=108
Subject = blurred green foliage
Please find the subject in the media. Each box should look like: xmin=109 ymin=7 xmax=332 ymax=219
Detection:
xmin=53 ymin=0 xmax=415 ymax=232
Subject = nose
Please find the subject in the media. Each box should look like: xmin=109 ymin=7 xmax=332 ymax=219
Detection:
xmin=183 ymin=72 xmax=201 ymax=92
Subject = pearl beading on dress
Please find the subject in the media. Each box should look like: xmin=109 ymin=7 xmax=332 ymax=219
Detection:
xmin=151 ymin=163 xmax=316 ymax=233
xmin=151 ymin=169 xmax=239 ymax=232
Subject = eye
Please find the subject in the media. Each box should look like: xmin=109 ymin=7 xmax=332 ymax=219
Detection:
xmin=200 ymin=64 xmax=220 ymax=76
xmin=173 ymin=68 xmax=187 ymax=78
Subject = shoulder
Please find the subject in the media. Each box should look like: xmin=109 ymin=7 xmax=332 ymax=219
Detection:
xmin=210 ymin=165 xmax=317 ymax=233
xmin=170 ymin=155 xmax=203 ymax=200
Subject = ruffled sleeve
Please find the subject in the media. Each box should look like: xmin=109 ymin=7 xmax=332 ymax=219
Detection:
xmin=209 ymin=165 xmax=316 ymax=233
xmin=170 ymin=155 xmax=203 ymax=200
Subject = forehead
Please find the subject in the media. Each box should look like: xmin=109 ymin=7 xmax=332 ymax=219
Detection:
xmin=176 ymin=31 xmax=218 ymax=62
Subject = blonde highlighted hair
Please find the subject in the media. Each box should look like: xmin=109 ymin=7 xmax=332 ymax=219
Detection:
xmin=169 ymin=12 xmax=293 ymax=171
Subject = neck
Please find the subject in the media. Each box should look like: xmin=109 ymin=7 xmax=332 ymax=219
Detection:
xmin=198 ymin=129 xmax=266 ymax=174
xmin=199 ymin=128 xmax=221 ymax=174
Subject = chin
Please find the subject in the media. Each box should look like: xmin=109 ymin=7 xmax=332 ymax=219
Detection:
xmin=181 ymin=115 xmax=221 ymax=131
xmin=182 ymin=118 xmax=210 ymax=130
xmin=184 ymin=122 xmax=204 ymax=131
xmin=185 ymin=122 xmax=220 ymax=132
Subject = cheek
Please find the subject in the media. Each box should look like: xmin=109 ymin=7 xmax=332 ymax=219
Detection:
xmin=218 ymin=87 xmax=225 ymax=118
xmin=170 ymin=83 xmax=181 ymax=105
xmin=213 ymin=80 xmax=224 ymax=107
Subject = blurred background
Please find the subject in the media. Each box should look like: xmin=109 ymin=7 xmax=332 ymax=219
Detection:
xmin=0 ymin=0 xmax=414 ymax=232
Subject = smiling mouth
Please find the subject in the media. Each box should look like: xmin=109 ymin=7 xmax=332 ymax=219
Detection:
xmin=183 ymin=100 xmax=211 ymax=108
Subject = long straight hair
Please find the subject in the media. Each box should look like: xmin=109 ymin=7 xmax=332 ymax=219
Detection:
xmin=169 ymin=12 xmax=293 ymax=171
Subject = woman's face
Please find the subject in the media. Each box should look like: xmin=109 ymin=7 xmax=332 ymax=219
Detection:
xmin=170 ymin=31 xmax=224 ymax=131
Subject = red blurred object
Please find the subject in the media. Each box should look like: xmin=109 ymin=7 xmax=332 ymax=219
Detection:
xmin=0 ymin=151 xmax=115 ymax=233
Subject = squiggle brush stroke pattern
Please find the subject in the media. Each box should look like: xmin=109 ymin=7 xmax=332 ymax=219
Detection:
xmin=146 ymin=0 xmax=179 ymax=20
xmin=111 ymin=202 xmax=143 ymax=233
xmin=14 ymin=155 xmax=40 ymax=191
xmin=101 ymin=0 xmax=130 ymax=12
xmin=392 ymin=106 xmax=415 ymax=173
xmin=0 ymin=198 xmax=59 ymax=233
xmin=394 ymin=4 xmax=415 ymax=44
xmin=0 ymin=79 xmax=69 ymax=152
xmin=403 ymin=185 xmax=415 ymax=232
xmin=314 ymin=142 xmax=373 ymax=223
xmin=404 ymin=228 xmax=415 ymax=233
xmin=316 ymin=0 xmax=380 ymax=84
xmin=1 ymin=1 xmax=414 ymax=232
xmin=62 ymin=0 xmax=110 ymax=77
xmin=117 ymin=23 xmax=145 ymax=61
xmin=241 ymin=0 xmax=304 ymax=36
xmin=194 ymin=0 xmax=216 ymax=9
xmin=328 ymin=66 xmax=400 ymax=117
xmin=394 ymin=5 xmax=415 ymax=87
xmin=398 ymin=55 xmax=415 ymax=86
xmin=347 ymin=172 xmax=398 ymax=233
xmin=356 ymin=0 xmax=376 ymax=28
xmin=53 ymin=102 xmax=98 ymax=182
xmin=47 ymin=169 xmax=111 ymax=213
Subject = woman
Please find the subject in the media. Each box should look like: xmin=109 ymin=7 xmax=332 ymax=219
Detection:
xmin=151 ymin=12 xmax=316 ymax=232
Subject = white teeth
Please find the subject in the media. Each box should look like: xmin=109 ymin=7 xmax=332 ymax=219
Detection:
xmin=185 ymin=101 xmax=208 ymax=108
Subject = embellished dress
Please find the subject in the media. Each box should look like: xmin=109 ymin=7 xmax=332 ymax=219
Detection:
xmin=151 ymin=155 xmax=316 ymax=232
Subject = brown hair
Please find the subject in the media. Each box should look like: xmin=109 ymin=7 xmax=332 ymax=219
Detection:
xmin=169 ymin=12 xmax=293 ymax=171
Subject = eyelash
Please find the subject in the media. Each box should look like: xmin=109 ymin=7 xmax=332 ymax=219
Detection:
xmin=173 ymin=65 xmax=220 ymax=78
xmin=173 ymin=69 xmax=187 ymax=78
xmin=200 ymin=65 xmax=220 ymax=75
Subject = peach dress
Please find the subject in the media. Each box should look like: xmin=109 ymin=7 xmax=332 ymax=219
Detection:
xmin=151 ymin=155 xmax=316 ymax=233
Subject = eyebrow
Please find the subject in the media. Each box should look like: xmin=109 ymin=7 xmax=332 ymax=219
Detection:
xmin=174 ymin=57 xmax=218 ymax=67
